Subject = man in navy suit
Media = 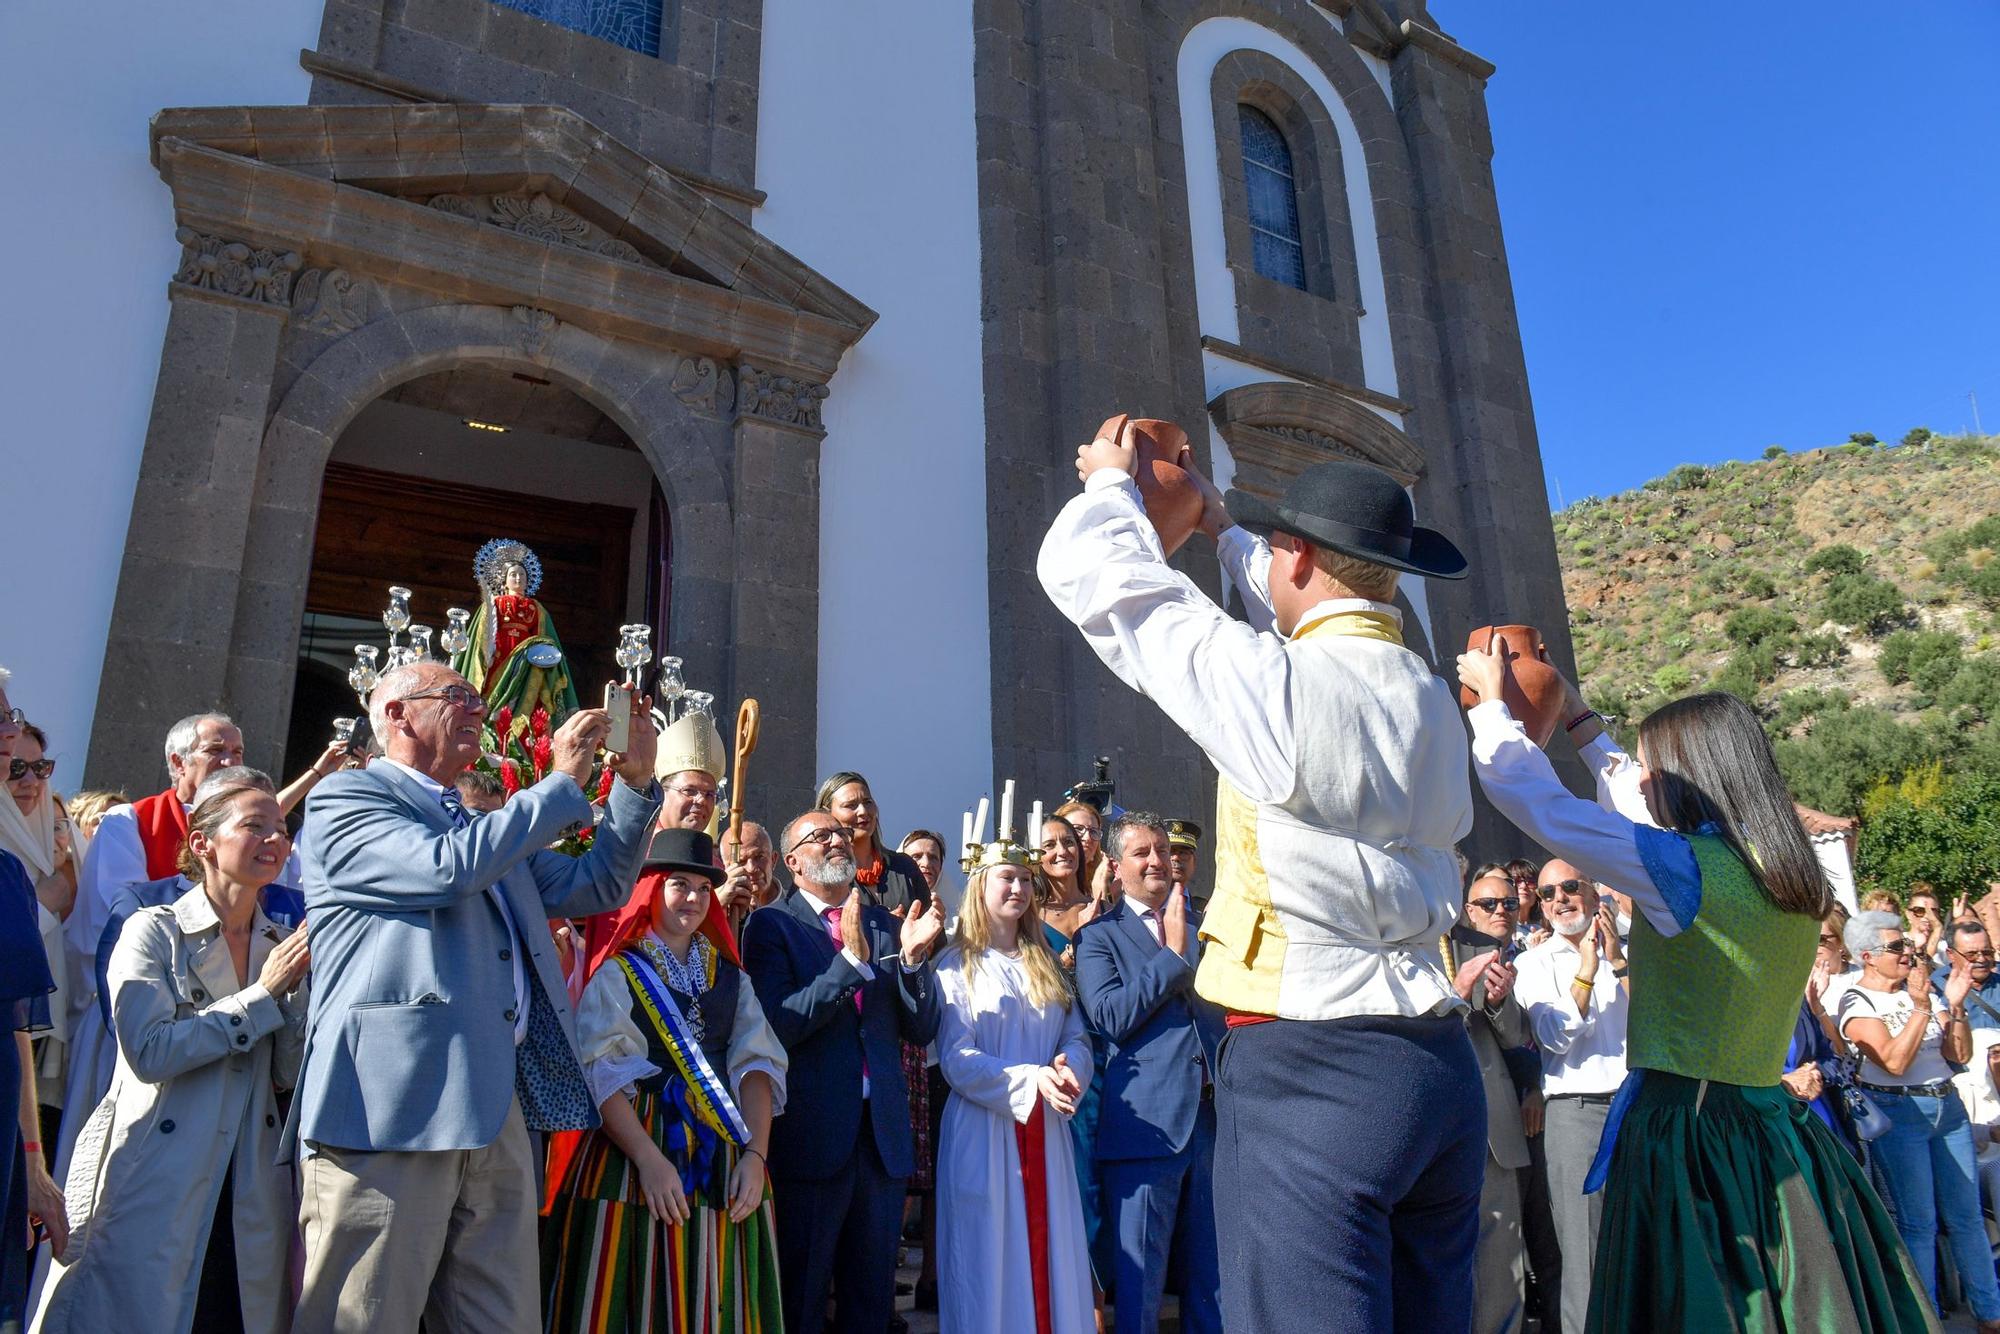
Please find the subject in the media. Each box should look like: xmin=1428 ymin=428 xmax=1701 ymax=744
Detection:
xmin=742 ymin=808 xmax=946 ymax=1334
xmin=1077 ymin=811 xmax=1226 ymax=1334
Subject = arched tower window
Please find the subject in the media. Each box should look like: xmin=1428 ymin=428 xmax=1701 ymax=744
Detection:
xmin=1238 ymin=106 xmax=1307 ymax=291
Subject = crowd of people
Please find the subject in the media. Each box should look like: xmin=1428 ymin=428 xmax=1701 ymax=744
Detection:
xmin=0 ymin=427 xmax=1988 ymax=1334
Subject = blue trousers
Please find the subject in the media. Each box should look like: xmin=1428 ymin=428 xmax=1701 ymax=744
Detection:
xmin=1214 ymin=1014 xmax=1486 ymax=1334
xmin=1871 ymin=1087 xmax=2000 ymax=1321
xmin=1101 ymin=1102 xmax=1223 ymax=1334
xmin=771 ymin=1101 xmax=909 ymax=1334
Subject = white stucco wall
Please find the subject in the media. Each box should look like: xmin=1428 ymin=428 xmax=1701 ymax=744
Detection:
xmin=755 ymin=2 xmax=995 ymax=847
xmin=0 ymin=1 xmax=321 ymax=780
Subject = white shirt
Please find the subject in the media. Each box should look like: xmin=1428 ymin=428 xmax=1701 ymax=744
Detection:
xmin=1513 ymin=931 xmax=1629 ymax=1095
xmin=1838 ymin=984 xmax=1956 ymax=1087
xmin=378 ymin=759 xmax=530 ymax=1045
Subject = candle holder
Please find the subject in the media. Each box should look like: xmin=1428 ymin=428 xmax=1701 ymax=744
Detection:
xmin=382 ymin=586 xmax=412 ymax=642
xmin=347 ymin=644 xmax=381 ymax=702
xmin=684 ymin=690 xmax=715 ymax=720
xmin=615 ymin=623 xmax=654 ymax=691
xmin=408 ymin=624 xmax=434 ymax=661
xmin=440 ymin=608 xmax=472 ymax=657
xmin=656 ymin=656 xmax=686 ymax=720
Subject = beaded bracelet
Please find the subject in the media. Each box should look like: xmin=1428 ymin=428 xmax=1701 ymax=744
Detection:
xmin=1564 ymin=709 xmax=1599 ymax=733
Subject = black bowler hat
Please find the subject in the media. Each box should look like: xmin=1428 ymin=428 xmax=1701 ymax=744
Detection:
xmin=641 ymin=828 xmax=726 ymax=884
xmin=1225 ymin=460 xmax=1467 ymax=580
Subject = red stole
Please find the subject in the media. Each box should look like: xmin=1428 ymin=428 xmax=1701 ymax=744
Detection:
xmin=1015 ymin=1100 xmax=1054 ymax=1334
xmin=131 ymin=789 xmax=191 ymax=880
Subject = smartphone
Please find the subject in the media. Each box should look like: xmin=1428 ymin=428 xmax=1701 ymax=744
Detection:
xmin=604 ymin=682 xmax=633 ymax=753
xmin=345 ymin=716 xmax=374 ymax=759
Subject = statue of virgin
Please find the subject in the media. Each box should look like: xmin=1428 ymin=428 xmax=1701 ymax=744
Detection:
xmin=453 ymin=538 xmax=580 ymax=725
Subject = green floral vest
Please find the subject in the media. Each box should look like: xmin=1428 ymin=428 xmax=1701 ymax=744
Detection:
xmin=1626 ymin=834 xmax=1817 ymax=1087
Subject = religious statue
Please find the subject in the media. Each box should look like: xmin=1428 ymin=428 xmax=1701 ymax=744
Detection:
xmin=453 ymin=538 xmax=580 ymax=728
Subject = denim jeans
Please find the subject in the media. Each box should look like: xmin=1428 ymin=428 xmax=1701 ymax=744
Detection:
xmin=1871 ymin=1087 xmax=2000 ymax=1320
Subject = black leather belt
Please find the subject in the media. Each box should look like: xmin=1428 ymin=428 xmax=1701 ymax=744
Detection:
xmin=1857 ymin=1079 xmax=1953 ymax=1098
xmin=1547 ymin=1091 xmax=1616 ymax=1105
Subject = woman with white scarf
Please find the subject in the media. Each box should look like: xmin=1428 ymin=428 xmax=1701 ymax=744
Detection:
xmin=0 ymin=725 xmax=74 ymax=1145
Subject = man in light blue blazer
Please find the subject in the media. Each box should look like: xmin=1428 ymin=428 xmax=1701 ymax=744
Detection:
xmin=287 ymin=661 xmax=661 ymax=1334
xmin=1076 ymin=812 xmax=1226 ymax=1334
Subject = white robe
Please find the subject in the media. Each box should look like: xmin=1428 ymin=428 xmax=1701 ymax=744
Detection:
xmin=935 ymin=946 xmax=1095 ymax=1334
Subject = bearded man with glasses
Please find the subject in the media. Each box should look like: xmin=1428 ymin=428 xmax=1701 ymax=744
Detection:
xmin=1510 ymin=860 xmax=1630 ymax=1334
xmin=743 ymin=809 xmax=945 ymax=1334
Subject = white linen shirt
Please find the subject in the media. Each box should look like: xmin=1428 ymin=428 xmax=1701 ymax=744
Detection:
xmin=1512 ymin=931 xmax=1629 ymax=1095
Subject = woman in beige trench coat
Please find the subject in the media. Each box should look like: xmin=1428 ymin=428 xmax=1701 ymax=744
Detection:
xmin=32 ymin=780 xmax=310 ymax=1334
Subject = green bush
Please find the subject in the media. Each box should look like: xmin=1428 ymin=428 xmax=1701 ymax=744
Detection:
xmin=1794 ymin=633 xmax=1847 ymax=668
xmin=1651 ymin=663 xmax=1695 ymax=696
xmin=1849 ymin=432 xmax=1880 ymax=448
xmin=1820 ymin=573 xmax=1908 ymax=633
xmin=1938 ymin=656 xmax=2000 ymax=722
xmin=1804 ymin=544 xmax=1868 ymax=577
xmin=1763 ymin=445 xmax=1787 ymax=460
xmin=1878 ymin=630 xmax=1962 ymax=685
xmin=1740 ymin=570 xmax=1778 ymax=601
xmin=1724 ymin=607 xmax=1797 ymax=648
xmin=1774 ymin=701 xmax=1939 ymax=815
xmin=1901 ymin=427 xmax=1933 ymax=448
xmin=1770 ymin=688 xmax=1849 ymax=734
xmin=1856 ymin=768 xmax=2000 ymax=897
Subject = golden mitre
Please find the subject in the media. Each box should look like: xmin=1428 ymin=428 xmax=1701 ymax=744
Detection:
xmin=654 ymin=709 xmax=726 ymax=782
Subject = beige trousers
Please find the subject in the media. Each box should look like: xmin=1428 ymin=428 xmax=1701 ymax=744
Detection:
xmin=293 ymin=1100 xmax=538 ymax=1334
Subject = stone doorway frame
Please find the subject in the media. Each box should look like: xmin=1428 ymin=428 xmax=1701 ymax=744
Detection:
xmin=88 ymin=104 xmax=876 ymax=817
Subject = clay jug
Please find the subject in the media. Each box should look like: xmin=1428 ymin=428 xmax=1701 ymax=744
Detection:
xmin=1459 ymin=624 xmax=1567 ymax=747
xmin=1098 ymin=413 xmax=1204 ymax=557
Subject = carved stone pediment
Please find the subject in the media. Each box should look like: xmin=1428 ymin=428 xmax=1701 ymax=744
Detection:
xmin=148 ymin=103 xmax=876 ymax=372
xmin=1208 ymin=379 xmax=1426 ymax=494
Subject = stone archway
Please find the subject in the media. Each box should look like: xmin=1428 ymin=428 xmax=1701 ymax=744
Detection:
xmin=87 ymin=104 xmax=875 ymax=813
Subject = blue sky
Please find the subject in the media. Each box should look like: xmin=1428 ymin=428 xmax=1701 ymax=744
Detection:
xmin=1443 ymin=4 xmax=2000 ymax=508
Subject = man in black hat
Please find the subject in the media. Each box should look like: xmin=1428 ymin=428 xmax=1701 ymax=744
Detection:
xmin=1166 ymin=818 xmax=1203 ymax=899
xmin=1037 ymin=426 xmax=1483 ymax=1332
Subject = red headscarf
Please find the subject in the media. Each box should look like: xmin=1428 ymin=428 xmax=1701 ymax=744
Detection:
xmin=543 ymin=863 xmax=740 ymax=1212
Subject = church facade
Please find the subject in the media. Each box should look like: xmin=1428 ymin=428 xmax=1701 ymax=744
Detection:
xmin=3 ymin=0 xmax=1568 ymax=858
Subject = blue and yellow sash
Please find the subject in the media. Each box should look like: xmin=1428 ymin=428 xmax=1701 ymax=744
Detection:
xmin=614 ymin=950 xmax=750 ymax=1148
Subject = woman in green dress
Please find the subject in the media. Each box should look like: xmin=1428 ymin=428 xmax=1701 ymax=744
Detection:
xmin=1459 ymin=642 xmax=1936 ymax=1334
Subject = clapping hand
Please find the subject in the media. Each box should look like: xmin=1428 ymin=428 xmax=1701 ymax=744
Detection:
xmin=1945 ymin=957 xmax=1975 ymax=1011
xmin=258 ymin=927 xmax=312 ymax=997
xmin=899 ymin=895 xmax=946 ymax=964
xmin=1038 ymin=1052 xmax=1083 ymax=1118
xmin=1596 ymin=902 xmax=1625 ymax=967
xmin=1908 ymin=956 xmax=1935 ymax=1010
xmin=1163 ymin=887 xmax=1190 ymax=956
xmin=1483 ymin=955 xmax=1518 ymax=1007
xmin=839 ymin=889 xmax=870 ymax=966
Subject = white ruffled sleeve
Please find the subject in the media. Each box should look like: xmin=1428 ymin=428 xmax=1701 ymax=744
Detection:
xmin=578 ymin=963 xmax=659 ymax=1108
xmin=727 ymin=970 xmax=789 ymax=1116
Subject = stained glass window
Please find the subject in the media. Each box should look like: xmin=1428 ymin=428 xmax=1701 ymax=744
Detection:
xmin=1238 ymin=106 xmax=1308 ymax=292
xmin=491 ymin=0 xmax=662 ymax=57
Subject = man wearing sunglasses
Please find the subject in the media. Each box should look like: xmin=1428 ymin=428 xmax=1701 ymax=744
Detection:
xmin=1439 ymin=870 xmax=1532 ymax=1334
xmin=288 ymin=661 xmax=662 ymax=1334
xmin=1511 ymin=861 xmax=1630 ymax=1334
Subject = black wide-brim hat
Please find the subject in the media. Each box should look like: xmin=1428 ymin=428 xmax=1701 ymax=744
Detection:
xmin=1224 ymin=459 xmax=1468 ymax=580
xmin=641 ymin=828 xmax=726 ymax=884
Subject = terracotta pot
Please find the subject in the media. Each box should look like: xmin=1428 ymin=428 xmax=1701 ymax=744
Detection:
xmin=1459 ymin=624 xmax=1567 ymax=747
xmin=1098 ymin=413 xmax=1204 ymax=557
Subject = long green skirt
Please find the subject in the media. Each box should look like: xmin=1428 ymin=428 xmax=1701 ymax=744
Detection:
xmin=1588 ymin=1072 xmax=1938 ymax=1333
xmin=543 ymin=1085 xmax=783 ymax=1334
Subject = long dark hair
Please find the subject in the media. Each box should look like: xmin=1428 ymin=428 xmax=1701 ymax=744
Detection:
xmin=1637 ymin=692 xmax=1829 ymax=917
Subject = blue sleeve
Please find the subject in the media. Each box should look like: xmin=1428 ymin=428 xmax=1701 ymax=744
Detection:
xmin=0 ymin=851 xmax=53 ymax=1028
xmin=1632 ymin=825 xmax=1702 ymax=932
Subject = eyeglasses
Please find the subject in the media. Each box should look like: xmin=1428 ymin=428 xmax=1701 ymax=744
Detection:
xmin=665 ymin=784 xmax=717 ymax=802
xmin=1468 ymin=897 xmax=1520 ymax=913
xmin=0 ymin=709 xmax=23 ymax=727
xmin=1875 ymin=941 xmax=1913 ymax=958
xmin=1818 ymin=933 xmax=1842 ymax=947
xmin=787 ymin=825 xmax=851 ymax=853
xmin=7 ymin=758 xmax=53 ymax=781
xmin=1955 ymin=948 xmax=2000 ymax=962
xmin=1908 ymin=905 xmax=1935 ymax=917
xmin=1536 ymin=879 xmax=1591 ymax=901
xmin=402 ymin=684 xmax=485 ymax=712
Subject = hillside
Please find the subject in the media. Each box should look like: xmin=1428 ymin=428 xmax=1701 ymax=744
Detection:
xmin=1552 ymin=431 xmax=2000 ymax=821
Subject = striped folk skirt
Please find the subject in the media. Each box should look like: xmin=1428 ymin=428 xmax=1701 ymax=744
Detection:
xmin=543 ymin=1085 xmax=784 ymax=1334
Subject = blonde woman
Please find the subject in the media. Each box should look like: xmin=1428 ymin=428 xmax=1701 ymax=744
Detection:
xmin=935 ymin=853 xmax=1095 ymax=1333
xmin=34 ymin=780 xmax=309 ymax=1334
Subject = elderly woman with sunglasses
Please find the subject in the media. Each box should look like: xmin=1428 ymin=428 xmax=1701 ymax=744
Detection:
xmin=1839 ymin=908 xmax=1999 ymax=1327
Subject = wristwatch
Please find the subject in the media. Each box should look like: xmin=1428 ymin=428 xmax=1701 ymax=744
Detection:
xmin=1612 ymin=964 xmax=1629 ymax=978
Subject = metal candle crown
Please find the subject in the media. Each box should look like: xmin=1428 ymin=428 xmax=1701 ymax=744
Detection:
xmin=959 ymin=779 xmax=1044 ymax=875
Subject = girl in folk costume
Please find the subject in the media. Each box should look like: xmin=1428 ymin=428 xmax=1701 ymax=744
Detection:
xmin=1460 ymin=646 xmax=1936 ymax=1333
xmin=935 ymin=819 xmax=1095 ymax=1334
xmin=543 ymin=828 xmax=786 ymax=1334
